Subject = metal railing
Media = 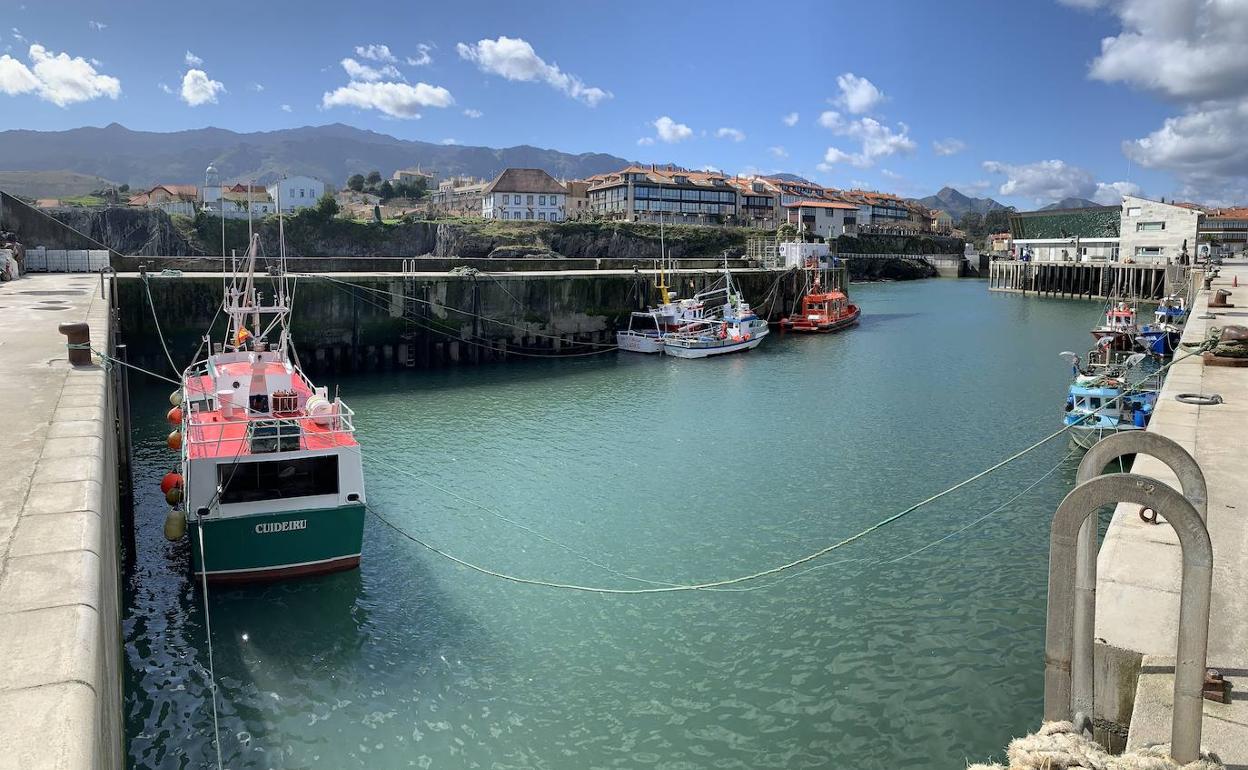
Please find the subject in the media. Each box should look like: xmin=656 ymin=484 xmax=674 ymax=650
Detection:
xmin=186 ymin=399 xmax=357 ymax=456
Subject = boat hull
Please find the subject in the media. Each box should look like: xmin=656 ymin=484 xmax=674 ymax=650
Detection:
xmin=616 ymin=331 xmax=665 ymax=354
xmin=1138 ymin=326 xmax=1180 ymax=356
xmin=188 ymin=503 xmax=365 ymax=584
xmin=1067 ymin=423 xmax=1146 ymax=450
xmin=783 ymin=307 xmax=861 ymax=333
xmin=663 ymin=334 xmax=765 ymax=358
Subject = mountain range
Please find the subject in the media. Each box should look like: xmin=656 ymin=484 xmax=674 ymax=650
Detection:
xmin=0 ymin=123 xmax=635 ymax=190
xmin=1039 ymin=197 xmax=1104 ymax=210
xmin=913 ymin=186 xmax=1007 ymax=219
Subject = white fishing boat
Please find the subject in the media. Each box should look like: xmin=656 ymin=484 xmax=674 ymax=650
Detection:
xmin=661 ymin=263 xmax=769 ymax=359
xmin=617 ymin=212 xmax=709 ymax=354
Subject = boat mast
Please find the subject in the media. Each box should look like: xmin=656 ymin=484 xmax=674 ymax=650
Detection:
xmin=656 ymin=211 xmax=671 ymax=304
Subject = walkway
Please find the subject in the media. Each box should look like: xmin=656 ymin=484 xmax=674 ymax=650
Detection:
xmin=1096 ymin=262 xmax=1248 ymax=766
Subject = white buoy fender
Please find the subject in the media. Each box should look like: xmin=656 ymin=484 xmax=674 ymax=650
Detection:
xmin=169 ymin=389 xmax=183 ymax=407
xmin=163 ymin=508 xmax=187 ymax=541
xmin=306 ymin=394 xmax=334 ymax=427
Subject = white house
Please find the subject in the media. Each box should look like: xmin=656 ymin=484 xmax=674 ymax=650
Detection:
xmin=785 ymin=200 xmax=860 ymax=240
xmin=267 ymin=175 xmax=327 ymax=213
xmin=481 ymin=168 xmax=567 ymax=221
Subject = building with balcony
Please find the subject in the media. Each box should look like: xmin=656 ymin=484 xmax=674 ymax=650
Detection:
xmin=481 ymin=168 xmax=568 ymax=221
xmin=586 ymin=165 xmax=739 ymax=225
xmin=1198 ymin=206 xmax=1248 ymax=255
xmin=429 ymin=175 xmax=487 ymax=216
xmin=728 ymin=177 xmax=782 ymax=229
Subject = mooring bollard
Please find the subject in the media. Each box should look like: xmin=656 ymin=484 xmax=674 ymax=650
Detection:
xmin=58 ymin=321 xmax=92 ymax=366
xmin=1044 ymin=473 xmax=1212 ymax=764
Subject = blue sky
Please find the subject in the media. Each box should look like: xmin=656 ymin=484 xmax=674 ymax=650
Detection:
xmin=2 ymin=0 xmax=1245 ymax=207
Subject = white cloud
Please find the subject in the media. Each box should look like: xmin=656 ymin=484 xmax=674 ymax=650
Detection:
xmin=933 ymin=138 xmax=966 ymax=156
xmin=341 ymin=57 xmax=402 ymax=82
xmin=88 ymin=20 xmax=106 ymax=31
xmin=184 ymin=50 xmax=202 ymax=67
xmin=768 ymin=145 xmax=788 ymax=159
xmin=463 ymin=107 xmax=482 ymax=118
xmin=456 ymin=36 xmax=610 ymax=106
xmin=835 ymin=72 xmax=884 ymax=114
xmin=180 ymin=68 xmax=224 ymax=106
xmin=817 ymin=115 xmax=915 ymax=168
xmin=782 ymin=111 xmax=799 ymax=127
xmin=0 ymin=44 xmax=121 ymax=106
xmin=716 ymin=127 xmax=745 ymax=142
xmin=881 ymin=168 xmax=902 ymax=180
xmin=1093 ymin=180 xmax=1141 ymax=204
xmin=653 ymin=115 xmax=693 ymax=143
xmin=406 ymin=44 xmax=433 ymax=67
xmin=157 ymin=81 xmax=172 ymax=94
xmin=249 ymin=82 xmax=264 ymax=92
xmin=982 ymin=159 xmax=1096 ymax=202
xmin=321 ymin=80 xmax=454 ymax=119
xmin=354 ymin=44 xmax=397 ymax=63
xmin=11 ymin=28 xmax=24 ymax=43
xmin=441 ymin=137 xmax=459 ymax=145
xmin=636 ymin=136 xmax=655 ymax=146
xmin=701 ymin=165 xmax=721 ymax=173
xmin=280 ymin=103 xmax=292 ymax=112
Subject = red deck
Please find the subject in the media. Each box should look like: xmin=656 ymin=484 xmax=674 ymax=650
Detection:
xmin=184 ymin=361 xmax=357 ymax=460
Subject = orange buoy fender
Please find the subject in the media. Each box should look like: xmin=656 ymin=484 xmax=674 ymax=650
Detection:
xmin=159 ymin=471 xmax=183 ymax=494
xmin=167 ymin=430 xmax=182 ymax=451
xmin=166 ymin=406 xmax=183 ymax=426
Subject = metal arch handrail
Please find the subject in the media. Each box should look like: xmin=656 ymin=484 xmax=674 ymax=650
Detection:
xmin=1068 ymin=433 xmax=1208 ymax=721
xmin=1044 ymin=473 xmax=1212 ymax=764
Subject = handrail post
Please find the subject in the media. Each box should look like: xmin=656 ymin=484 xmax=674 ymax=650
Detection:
xmin=1045 ymin=473 xmax=1212 ymax=763
xmin=1069 ymin=433 xmax=1207 ymax=719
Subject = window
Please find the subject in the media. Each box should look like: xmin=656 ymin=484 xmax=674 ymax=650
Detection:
xmin=539 ymin=195 xmax=546 ymax=205
xmin=513 ymin=194 xmax=520 ymax=205
xmin=501 ymin=211 xmax=508 ymax=220
xmin=1127 ymin=207 xmax=1142 ymax=216
xmin=1089 ymin=397 xmax=1102 ymax=410
xmin=527 ymin=195 xmax=534 ymax=205
xmin=1136 ymin=246 xmax=1163 ymax=256
xmin=539 ymin=212 xmax=546 ymax=221
xmin=219 ymin=455 xmax=339 ymax=504
xmin=526 ymin=211 xmax=533 ymax=219
xmin=1136 ymin=221 xmax=1165 ymax=232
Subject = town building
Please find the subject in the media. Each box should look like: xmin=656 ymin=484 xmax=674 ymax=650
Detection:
xmin=785 ymin=200 xmax=860 ymax=240
xmin=392 ymin=167 xmax=435 ymax=185
xmin=219 ymin=190 xmax=274 ymax=219
xmin=728 ymin=177 xmax=782 ymax=229
xmin=481 ymin=168 xmax=568 ymax=221
xmin=429 ymin=175 xmax=487 ymax=216
xmin=267 ymin=175 xmax=326 ymax=213
xmin=586 ymin=165 xmax=739 ymax=225
xmin=1198 ymin=206 xmax=1248 ymax=256
xmin=832 ymin=189 xmax=929 ymax=233
xmin=1008 ymin=205 xmax=1121 ymax=261
xmin=1118 ymin=195 xmax=1201 ymax=264
xmin=131 ymin=184 xmax=198 ymax=216
xmin=564 ymin=180 xmax=591 ymax=221
xmin=768 ymin=177 xmax=829 ymax=207
xmin=988 ymin=232 xmax=1012 ymax=253
xmin=931 ymin=209 xmax=954 ymax=233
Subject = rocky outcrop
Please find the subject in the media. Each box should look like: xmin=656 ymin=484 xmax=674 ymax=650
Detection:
xmin=847 ymin=257 xmax=939 ymax=281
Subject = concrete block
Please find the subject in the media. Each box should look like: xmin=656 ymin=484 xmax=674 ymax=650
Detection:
xmin=30 ymin=455 xmax=103 ymax=487
xmin=39 ymin=436 xmax=104 ymax=460
xmin=0 ymin=682 xmax=94 ymax=770
xmin=9 ymin=511 xmax=100 ymax=558
xmin=22 ymin=480 xmax=103 ymax=516
xmin=50 ymin=406 xmax=104 ymax=424
xmin=45 ymin=420 xmax=104 ymax=439
xmin=0 ymin=604 xmax=96 ymax=690
xmin=0 ymin=550 xmax=100 ymax=614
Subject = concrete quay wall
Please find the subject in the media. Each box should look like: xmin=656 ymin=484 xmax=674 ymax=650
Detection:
xmin=114 ymin=268 xmax=818 ymax=373
xmin=1092 ymin=263 xmax=1248 ymax=762
xmin=0 ymin=274 xmax=124 ymax=769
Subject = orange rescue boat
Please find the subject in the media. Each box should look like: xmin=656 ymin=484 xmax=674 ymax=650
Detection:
xmin=780 ymin=281 xmax=861 ymax=333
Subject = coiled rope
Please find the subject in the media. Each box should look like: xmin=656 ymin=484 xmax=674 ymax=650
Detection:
xmin=967 ymin=720 xmax=1223 ymax=769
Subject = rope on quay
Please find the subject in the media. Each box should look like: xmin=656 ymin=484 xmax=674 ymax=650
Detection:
xmin=966 ymin=720 xmax=1223 ymax=769
xmin=365 ymin=345 xmax=1210 ymax=595
xmin=142 ymin=274 xmax=183 ymax=378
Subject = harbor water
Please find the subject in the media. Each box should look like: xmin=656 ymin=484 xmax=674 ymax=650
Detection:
xmin=124 ymin=279 xmax=1105 ymax=769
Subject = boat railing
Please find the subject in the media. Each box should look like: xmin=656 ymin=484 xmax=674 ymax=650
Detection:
xmin=186 ymin=399 xmax=358 ymax=455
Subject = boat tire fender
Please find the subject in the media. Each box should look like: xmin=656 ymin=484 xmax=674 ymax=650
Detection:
xmin=1175 ymin=393 xmax=1223 ymax=406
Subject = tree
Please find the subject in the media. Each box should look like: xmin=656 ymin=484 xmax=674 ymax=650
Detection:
xmin=379 ymin=180 xmax=394 ymax=200
xmin=957 ymin=211 xmax=985 ymax=239
xmin=776 ymin=223 xmax=797 ymax=240
xmin=982 ymin=207 xmax=1013 ymax=236
xmin=118 ymin=183 xmax=130 ymax=193
xmin=366 ymin=170 xmax=382 ymax=186
xmin=347 ymin=174 xmax=365 ymax=192
xmin=315 ymin=192 xmax=340 ymax=219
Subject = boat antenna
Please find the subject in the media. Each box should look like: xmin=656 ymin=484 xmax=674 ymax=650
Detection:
xmin=656 ymin=211 xmax=671 ymax=304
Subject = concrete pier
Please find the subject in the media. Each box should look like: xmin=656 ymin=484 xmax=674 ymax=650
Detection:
xmin=987 ymin=259 xmax=1187 ymax=300
xmin=0 ymin=274 xmax=122 ymax=769
xmin=1093 ymin=263 xmax=1248 ymax=763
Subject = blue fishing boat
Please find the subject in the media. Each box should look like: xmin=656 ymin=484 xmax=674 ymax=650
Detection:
xmin=1136 ymin=296 xmax=1187 ymax=356
xmin=1060 ymin=349 xmax=1159 ymax=449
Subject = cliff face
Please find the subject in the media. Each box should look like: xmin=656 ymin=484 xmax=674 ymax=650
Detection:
xmin=0 ymin=192 xmax=198 ymax=255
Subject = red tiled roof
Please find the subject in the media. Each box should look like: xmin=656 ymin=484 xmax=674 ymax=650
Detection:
xmin=1206 ymin=206 xmax=1248 ymax=219
xmin=785 ymin=200 xmax=860 ymax=210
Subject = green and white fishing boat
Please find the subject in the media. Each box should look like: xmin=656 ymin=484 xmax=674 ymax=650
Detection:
xmin=174 ymin=233 xmax=366 ymax=583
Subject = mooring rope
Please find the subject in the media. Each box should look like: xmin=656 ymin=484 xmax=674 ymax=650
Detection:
xmin=141 ymin=274 xmax=182 ymax=377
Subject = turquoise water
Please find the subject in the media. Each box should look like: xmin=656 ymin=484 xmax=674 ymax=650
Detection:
xmin=124 ymin=279 xmax=1104 ymax=769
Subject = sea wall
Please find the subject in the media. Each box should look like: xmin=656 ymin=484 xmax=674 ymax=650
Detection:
xmin=116 ymin=269 xmax=813 ymax=373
